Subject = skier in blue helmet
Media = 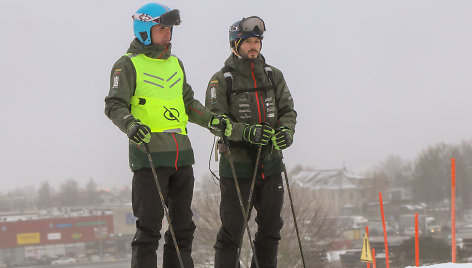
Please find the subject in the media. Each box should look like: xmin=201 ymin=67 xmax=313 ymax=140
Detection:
xmin=105 ymin=2 xmax=232 ymax=268
xmin=132 ymin=2 xmax=181 ymax=45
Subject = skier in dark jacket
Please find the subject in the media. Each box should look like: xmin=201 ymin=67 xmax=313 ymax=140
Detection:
xmin=105 ymin=3 xmax=230 ymax=267
xmin=205 ymin=16 xmax=297 ymax=268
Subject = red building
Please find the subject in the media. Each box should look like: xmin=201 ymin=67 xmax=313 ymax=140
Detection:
xmin=0 ymin=215 xmax=113 ymax=248
xmin=0 ymin=214 xmax=115 ymax=263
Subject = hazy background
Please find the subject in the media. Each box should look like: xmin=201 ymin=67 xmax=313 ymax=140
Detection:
xmin=0 ymin=0 xmax=471 ymax=191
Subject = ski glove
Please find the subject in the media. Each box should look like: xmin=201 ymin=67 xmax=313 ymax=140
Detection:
xmin=243 ymin=124 xmax=275 ymax=145
xmin=272 ymin=127 xmax=293 ymax=150
xmin=127 ymin=121 xmax=151 ymax=144
xmin=209 ymin=114 xmax=232 ymax=137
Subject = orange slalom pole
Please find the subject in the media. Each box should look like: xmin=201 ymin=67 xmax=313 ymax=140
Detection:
xmin=415 ymin=213 xmax=419 ymax=267
xmin=451 ymin=158 xmax=456 ymax=263
xmin=379 ymin=192 xmax=390 ymax=268
xmin=366 ymin=226 xmax=370 ymax=268
xmin=372 ymin=248 xmax=376 ymax=268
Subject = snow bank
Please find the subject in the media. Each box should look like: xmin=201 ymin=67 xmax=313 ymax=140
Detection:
xmin=405 ymin=263 xmax=472 ymax=268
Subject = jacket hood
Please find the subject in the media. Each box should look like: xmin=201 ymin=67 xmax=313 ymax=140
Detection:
xmin=127 ymin=38 xmax=172 ymax=59
xmin=224 ymin=54 xmax=267 ymax=79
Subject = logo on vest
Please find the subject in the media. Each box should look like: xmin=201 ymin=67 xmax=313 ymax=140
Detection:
xmin=163 ymin=106 xmax=180 ymax=122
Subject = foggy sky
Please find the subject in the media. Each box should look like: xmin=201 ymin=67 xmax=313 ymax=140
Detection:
xmin=1 ymin=0 xmax=471 ymax=192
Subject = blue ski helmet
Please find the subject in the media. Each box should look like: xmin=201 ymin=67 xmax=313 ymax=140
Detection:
xmin=229 ymin=16 xmax=266 ymax=54
xmin=132 ymin=3 xmax=181 ymax=45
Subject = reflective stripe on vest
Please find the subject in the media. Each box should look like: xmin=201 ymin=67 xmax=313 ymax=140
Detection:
xmin=128 ymin=54 xmax=188 ymax=135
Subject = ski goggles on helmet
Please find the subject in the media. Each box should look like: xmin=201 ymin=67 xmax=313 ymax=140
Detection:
xmin=230 ymin=16 xmax=266 ymax=35
xmin=132 ymin=9 xmax=181 ymax=27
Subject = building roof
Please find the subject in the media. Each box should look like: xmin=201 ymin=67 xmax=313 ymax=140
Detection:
xmin=292 ymin=168 xmax=368 ymax=190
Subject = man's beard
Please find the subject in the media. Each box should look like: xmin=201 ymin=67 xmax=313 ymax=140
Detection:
xmin=241 ymin=49 xmax=259 ymax=59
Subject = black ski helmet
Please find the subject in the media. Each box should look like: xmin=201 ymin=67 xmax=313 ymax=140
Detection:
xmin=229 ymin=16 xmax=266 ymax=55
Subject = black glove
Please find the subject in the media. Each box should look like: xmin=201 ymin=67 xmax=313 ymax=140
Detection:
xmin=127 ymin=121 xmax=151 ymax=144
xmin=272 ymin=127 xmax=293 ymax=150
xmin=209 ymin=114 xmax=232 ymax=137
xmin=243 ymin=124 xmax=275 ymax=145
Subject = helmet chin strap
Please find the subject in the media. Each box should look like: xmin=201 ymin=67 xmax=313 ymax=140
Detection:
xmin=231 ymin=47 xmax=243 ymax=59
xmin=231 ymin=40 xmax=243 ymax=59
xmin=231 ymin=38 xmax=262 ymax=60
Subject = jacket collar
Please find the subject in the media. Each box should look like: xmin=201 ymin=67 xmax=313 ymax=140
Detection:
xmin=224 ymin=54 xmax=267 ymax=79
xmin=127 ymin=38 xmax=172 ymax=59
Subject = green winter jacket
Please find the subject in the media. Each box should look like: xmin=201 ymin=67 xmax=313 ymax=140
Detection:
xmin=105 ymin=39 xmax=214 ymax=171
xmin=205 ymin=54 xmax=297 ymax=178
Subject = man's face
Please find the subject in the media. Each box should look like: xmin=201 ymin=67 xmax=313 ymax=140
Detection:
xmin=239 ymin=37 xmax=261 ymax=59
xmin=151 ymin=25 xmax=171 ymax=45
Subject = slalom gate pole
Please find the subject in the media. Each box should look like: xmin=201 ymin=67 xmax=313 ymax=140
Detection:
xmin=366 ymin=226 xmax=370 ymax=268
xmin=415 ymin=213 xmax=419 ymax=267
xmin=222 ymin=137 xmax=260 ymax=268
xmin=236 ymin=144 xmax=262 ymax=267
xmin=281 ymin=153 xmax=306 ymax=268
xmin=379 ymin=192 xmax=390 ymax=268
xmin=143 ymin=143 xmax=184 ymax=268
xmin=451 ymin=158 xmax=456 ymax=263
xmin=372 ymin=248 xmax=376 ymax=268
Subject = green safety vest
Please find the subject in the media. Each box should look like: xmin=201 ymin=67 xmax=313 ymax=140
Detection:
xmin=128 ymin=54 xmax=188 ymax=135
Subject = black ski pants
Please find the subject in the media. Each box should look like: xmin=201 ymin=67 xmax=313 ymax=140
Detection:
xmin=214 ymin=173 xmax=284 ymax=268
xmin=131 ymin=166 xmax=195 ymax=268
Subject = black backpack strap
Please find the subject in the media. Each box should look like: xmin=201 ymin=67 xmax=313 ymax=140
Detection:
xmin=221 ymin=66 xmax=233 ymax=105
xmin=263 ymin=64 xmax=276 ymax=89
xmin=222 ymin=65 xmax=275 ymax=105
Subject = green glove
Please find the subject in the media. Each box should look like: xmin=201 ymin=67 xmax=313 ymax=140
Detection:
xmin=243 ymin=124 xmax=275 ymax=145
xmin=209 ymin=114 xmax=232 ymax=137
xmin=272 ymin=127 xmax=293 ymax=150
xmin=127 ymin=121 xmax=151 ymax=144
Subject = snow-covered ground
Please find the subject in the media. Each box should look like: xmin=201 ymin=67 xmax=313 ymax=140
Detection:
xmin=406 ymin=263 xmax=471 ymax=268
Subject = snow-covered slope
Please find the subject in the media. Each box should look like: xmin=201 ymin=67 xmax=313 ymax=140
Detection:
xmin=406 ymin=263 xmax=471 ymax=268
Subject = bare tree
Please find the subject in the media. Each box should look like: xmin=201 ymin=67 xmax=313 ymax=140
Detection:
xmin=192 ymin=175 xmax=221 ymax=266
xmin=366 ymin=155 xmax=413 ymax=202
xmin=37 ymin=181 xmax=55 ymax=209
xmin=454 ymin=140 xmax=472 ymax=211
xmin=84 ymin=178 xmax=99 ymax=205
xmin=56 ymin=179 xmax=81 ymax=207
xmin=412 ymin=143 xmax=455 ymax=205
xmin=192 ymin=173 xmax=339 ymax=267
xmin=5 ymin=186 xmax=36 ymax=212
xmin=277 ymin=182 xmax=338 ymax=267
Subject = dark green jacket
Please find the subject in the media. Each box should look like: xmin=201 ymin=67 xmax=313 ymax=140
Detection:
xmin=205 ymin=54 xmax=297 ymax=178
xmin=105 ymin=39 xmax=214 ymax=171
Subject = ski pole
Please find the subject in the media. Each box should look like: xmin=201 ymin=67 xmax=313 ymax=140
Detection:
xmin=143 ymin=143 xmax=184 ymax=268
xmin=281 ymin=153 xmax=306 ymax=268
xmin=236 ymin=144 xmax=262 ymax=265
xmin=221 ymin=137 xmax=260 ymax=268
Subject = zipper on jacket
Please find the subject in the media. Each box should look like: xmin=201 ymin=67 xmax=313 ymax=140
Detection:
xmin=251 ymin=62 xmax=267 ymax=179
xmin=172 ymin=133 xmax=179 ymax=170
xmin=251 ymin=62 xmax=262 ymax=123
xmin=158 ymin=44 xmax=168 ymax=59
